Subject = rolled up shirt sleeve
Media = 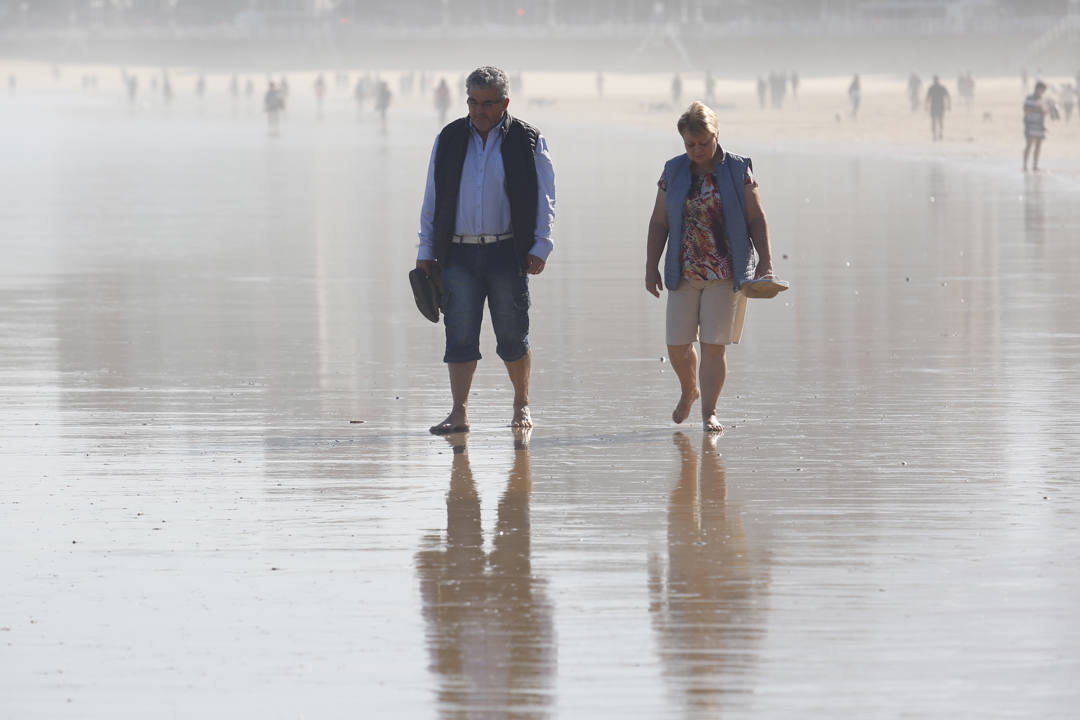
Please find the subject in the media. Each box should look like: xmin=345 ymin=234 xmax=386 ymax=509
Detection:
xmin=530 ymin=133 xmax=556 ymax=261
xmin=416 ymin=135 xmax=440 ymax=262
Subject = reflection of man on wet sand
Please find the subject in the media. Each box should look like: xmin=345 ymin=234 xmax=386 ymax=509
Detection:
xmin=415 ymin=431 xmax=555 ymax=716
xmin=649 ymin=433 xmax=766 ymax=713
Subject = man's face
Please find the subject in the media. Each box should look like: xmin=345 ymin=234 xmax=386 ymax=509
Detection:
xmin=467 ymin=86 xmax=509 ymax=134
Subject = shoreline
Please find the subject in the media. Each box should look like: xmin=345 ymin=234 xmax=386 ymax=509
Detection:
xmin=4 ymin=59 xmax=1078 ymax=184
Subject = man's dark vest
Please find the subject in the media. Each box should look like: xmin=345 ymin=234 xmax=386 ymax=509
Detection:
xmin=432 ymin=113 xmax=540 ymax=273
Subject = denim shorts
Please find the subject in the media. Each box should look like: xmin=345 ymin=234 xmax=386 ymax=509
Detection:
xmin=441 ymin=240 xmax=530 ymax=363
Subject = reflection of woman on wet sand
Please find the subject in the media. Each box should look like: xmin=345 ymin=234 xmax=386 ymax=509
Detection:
xmin=415 ymin=432 xmax=555 ymax=717
xmin=648 ymin=432 xmax=765 ymax=713
xmin=646 ymin=102 xmax=778 ymax=433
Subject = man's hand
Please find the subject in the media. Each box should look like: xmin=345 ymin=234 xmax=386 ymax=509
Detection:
xmin=645 ymin=266 xmax=664 ymax=298
xmin=416 ymin=259 xmax=436 ymax=276
xmin=526 ymin=255 xmax=546 ymax=275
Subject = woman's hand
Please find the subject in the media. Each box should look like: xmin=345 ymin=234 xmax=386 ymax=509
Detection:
xmin=754 ymin=257 xmax=774 ymax=280
xmin=645 ymin=266 xmax=664 ymax=297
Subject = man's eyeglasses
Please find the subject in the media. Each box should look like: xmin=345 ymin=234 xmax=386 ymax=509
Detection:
xmin=467 ymin=98 xmax=503 ymax=109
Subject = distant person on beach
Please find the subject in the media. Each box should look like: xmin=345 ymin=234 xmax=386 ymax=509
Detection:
xmin=162 ymin=72 xmax=173 ymax=105
xmin=434 ymin=77 xmax=451 ymax=125
xmin=353 ymin=77 xmax=366 ymax=117
xmin=789 ymin=70 xmax=799 ymax=100
xmin=704 ymin=70 xmax=716 ymax=105
xmin=264 ymin=81 xmax=284 ymax=135
xmin=672 ymin=74 xmax=683 ymax=107
xmin=314 ymin=73 xmax=327 ymax=117
xmin=848 ymin=74 xmax=861 ymax=118
xmin=926 ymin=75 xmax=950 ymax=141
xmin=963 ymin=70 xmax=975 ymax=108
xmin=195 ymin=73 xmax=206 ymax=102
xmin=769 ymin=71 xmax=786 ymax=109
xmin=1061 ymin=84 xmax=1075 ymax=123
xmin=756 ymin=76 xmax=767 ymax=109
xmin=415 ymin=66 xmax=556 ymax=434
xmin=1024 ymin=81 xmax=1051 ymax=172
xmin=645 ymin=102 xmax=778 ymax=434
xmin=375 ymin=80 xmax=392 ymax=130
xmin=908 ymin=72 xmax=922 ymax=112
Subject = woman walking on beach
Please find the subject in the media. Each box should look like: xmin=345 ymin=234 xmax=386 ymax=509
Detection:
xmin=645 ymin=102 xmax=779 ymax=433
xmin=1024 ymin=81 xmax=1050 ymax=172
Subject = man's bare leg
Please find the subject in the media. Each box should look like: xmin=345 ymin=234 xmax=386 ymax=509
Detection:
xmin=1032 ymin=138 xmax=1043 ymax=171
xmin=505 ymin=352 xmax=532 ymax=428
xmin=699 ymin=342 xmax=727 ymax=433
xmin=430 ymin=360 xmax=476 ymax=434
xmin=667 ymin=343 xmax=700 ymax=424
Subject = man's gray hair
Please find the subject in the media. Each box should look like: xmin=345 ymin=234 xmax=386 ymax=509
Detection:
xmin=466 ymin=66 xmax=510 ymax=99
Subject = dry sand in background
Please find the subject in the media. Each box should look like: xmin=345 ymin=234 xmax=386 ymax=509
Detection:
xmin=5 ymin=59 xmax=1079 ymax=170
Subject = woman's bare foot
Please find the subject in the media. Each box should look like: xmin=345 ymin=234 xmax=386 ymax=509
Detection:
xmin=672 ymin=390 xmax=700 ymax=424
xmin=430 ymin=409 xmax=469 ymax=435
xmin=703 ymin=411 xmax=724 ymax=434
xmin=511 ymin=405 xmax=533 ymax=428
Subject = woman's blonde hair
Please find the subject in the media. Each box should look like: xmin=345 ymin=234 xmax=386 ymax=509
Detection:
xmin=677 ymin=101 xmax=719 ymax=138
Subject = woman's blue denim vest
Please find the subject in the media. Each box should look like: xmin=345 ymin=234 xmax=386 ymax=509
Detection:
xmin=663 ymin=151 xmax=755 ymax=292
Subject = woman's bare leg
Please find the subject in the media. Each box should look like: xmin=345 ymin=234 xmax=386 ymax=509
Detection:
xmin=699 ymin=342 xmax=727 ymax=433
xmin=667 ymin=343 xmax=700 ymax=424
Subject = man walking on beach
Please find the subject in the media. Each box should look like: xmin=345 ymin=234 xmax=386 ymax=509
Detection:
xmin=925 ymin=75 xmax=950 ymax=141
xmin=415 ymin=66 xmax=556 ymax=434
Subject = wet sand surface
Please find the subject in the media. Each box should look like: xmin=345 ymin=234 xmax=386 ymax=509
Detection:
xmin=3 ymin=92 xmax=1080 ymax=718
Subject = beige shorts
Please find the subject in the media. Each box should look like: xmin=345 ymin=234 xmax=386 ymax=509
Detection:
xmin=666 ymin=277 xmax=747 ymax=346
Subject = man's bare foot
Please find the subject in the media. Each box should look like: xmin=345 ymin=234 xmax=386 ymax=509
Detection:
xmin=672 ymin=390 xmax=700 ymax=424
xmin=511 ymin=405 xmax=533 ymax=428
xmin=430 ymin=410 xmax=469 ymax=435
xmin=703 ymin=412 xmax=724 ymax=434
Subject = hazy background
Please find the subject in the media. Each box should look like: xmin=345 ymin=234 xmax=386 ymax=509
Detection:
xmin=1 ymin=0 xmax=1079 ymax=75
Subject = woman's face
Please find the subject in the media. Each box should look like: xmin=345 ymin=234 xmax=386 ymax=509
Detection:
xmin=682 ymin=130 xmax=718 ymax=166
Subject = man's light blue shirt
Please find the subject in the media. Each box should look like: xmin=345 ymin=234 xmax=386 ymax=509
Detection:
xmin=417 ymin=115 xmax=556 ymax=262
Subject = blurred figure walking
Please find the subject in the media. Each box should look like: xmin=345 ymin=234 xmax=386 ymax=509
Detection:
xmin=925 ymin=75 xmax=951 ymax=141
xmin=162 ymin=71 xmax=173 ymax=106
xmin=314 ymin=73 xmax=327 ymax=119
xmin=375 ymin=80 xmax=392 ymax=131
xmin=264 ymin=81 xmax=284 ymax=136
xmin=848 ymin=74 xmax=861 ymax=118
xmin=1061 ymin=84 xmax=1075 ymax=123
xmin=434 ymin=78 xmax=451 ymax=125
xmin=353 ymin=76 xmax=366 ymax=119
xmin=908 ymin=72 xmax=922 ymax=112
xmin=1024 ymin=82 xmax=1051 ymax=172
